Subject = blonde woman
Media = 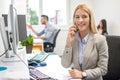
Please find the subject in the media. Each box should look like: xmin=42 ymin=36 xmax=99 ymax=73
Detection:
xmin=61 ymin=4 xmax=108 ymax=80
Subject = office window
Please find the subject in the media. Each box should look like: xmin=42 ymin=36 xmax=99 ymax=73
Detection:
xmin=26 ymin=0 xmax=39 ymax=25
xmin=14 ymin=0 xmax=27 ymax=14
xmin=43 ymin=0 xmax=67 ymax=25
xmin=26 ymin=0 xmax=67 ymax=25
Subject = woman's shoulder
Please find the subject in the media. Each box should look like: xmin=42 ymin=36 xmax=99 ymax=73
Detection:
xmin=94 ymin=34 xmax=106 ymax=43
xmin=93 ymin=34 xmax=108 ymax=51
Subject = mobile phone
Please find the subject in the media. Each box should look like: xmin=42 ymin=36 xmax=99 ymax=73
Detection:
xmin=75 ymin=26 xmax=79 ymax=32
xmin=74 ymin=22 xmax=79 ymax=32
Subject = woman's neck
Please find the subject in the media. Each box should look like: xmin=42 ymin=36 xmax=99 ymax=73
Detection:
xmin=79 ymin=29 xmax=90 ymax=39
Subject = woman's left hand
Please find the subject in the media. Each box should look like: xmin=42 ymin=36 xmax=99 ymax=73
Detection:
xmin=68 ymin=69 xmax=83 ymax=79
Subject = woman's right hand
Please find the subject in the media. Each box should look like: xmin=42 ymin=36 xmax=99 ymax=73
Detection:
xmin=66 ymin=24 xmax=78 ymax=48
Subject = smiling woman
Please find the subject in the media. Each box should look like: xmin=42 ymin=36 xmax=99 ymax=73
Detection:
xmin=61 ymin=4 xmax=108 ymax=80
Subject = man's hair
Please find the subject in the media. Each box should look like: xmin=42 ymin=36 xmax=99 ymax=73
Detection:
xmin=41 ymin=15 xmax=49 ymax=21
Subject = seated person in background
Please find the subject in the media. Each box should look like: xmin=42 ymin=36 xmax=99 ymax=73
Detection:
xmin=97 ymin=19 xmax=108 ymax=35
xmin=27 ymin=15 xmax=56 ymax=44
xmin=61 ymin=4 xmax=108 ymax=80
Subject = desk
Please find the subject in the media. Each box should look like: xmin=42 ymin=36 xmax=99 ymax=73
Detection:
xmin=27 ymin=54 xmax=81 ymax=80
xmin=0 ymin=47 xmax=30 ymax=80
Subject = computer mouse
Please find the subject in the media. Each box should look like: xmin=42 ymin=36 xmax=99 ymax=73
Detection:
xmin=39 ymin=62 xmax=47 ymax=66
xmin=28 ymin=61 xmax=38 ymax=66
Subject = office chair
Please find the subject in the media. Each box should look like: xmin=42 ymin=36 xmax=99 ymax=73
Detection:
xmin=43 ymin=28 xmax=61 ymax=52
xmin=103 ymin=35 xmax=120 ymax=80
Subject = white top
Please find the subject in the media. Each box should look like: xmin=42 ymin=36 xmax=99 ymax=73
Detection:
xmin=98 ymin=29 xmax=103 ymax=35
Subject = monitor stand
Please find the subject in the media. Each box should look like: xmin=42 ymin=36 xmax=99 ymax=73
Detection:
xmin=1 ymin=50 xmax=21 ymax=62
xmin=1 ymin=55 xmax=21 ymax=62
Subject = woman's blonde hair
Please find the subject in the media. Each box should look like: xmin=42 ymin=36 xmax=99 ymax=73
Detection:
xmin=73 ymin=4 xmax=98 ymax=33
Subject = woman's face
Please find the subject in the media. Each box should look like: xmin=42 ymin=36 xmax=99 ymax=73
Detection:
xmin=99 ymin=21 xmax=103 ymax=28
xmin=74 ymin=9 xmax=90 ymax=32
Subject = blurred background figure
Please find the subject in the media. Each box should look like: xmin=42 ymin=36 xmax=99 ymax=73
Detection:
xmin=27 ymin=15 xmax=56 ymax=44
xmin=97 ymin=19 xmax=108 ymax=35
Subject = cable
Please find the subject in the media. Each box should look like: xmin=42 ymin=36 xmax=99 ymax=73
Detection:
xmin=12 ymin=46 xmax=28 ymax=68
xmin=11 ymin=41 xmax=29 ymax=68
xmin=8 ymin=30 xmax=28 ymax=67
xmin=0 ymin=49 xmax=9 ymax=58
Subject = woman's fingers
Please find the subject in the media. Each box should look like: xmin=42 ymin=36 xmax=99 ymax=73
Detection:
xmin=68 ymin=69 xmax=83 ymax=78
xmin=69 ymin=25 xmax=78 ymax=34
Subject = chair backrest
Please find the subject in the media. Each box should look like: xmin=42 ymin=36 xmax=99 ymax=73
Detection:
xmin=103 ymin=35 xmax=120 ymax=80
xmin=43 ymin=28 xmax=60 ymax=52
xmin=53 ymin=28 xmax=61 ymax=47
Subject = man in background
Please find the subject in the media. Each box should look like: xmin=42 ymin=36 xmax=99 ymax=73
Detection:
xmin=27 ymin=15 xmax=56 ymax=44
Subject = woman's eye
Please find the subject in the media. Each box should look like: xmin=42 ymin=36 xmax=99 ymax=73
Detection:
xmin=75 ymin=15 xmax=88 ymax=19
xmin=82 ymin=15 xmax=88 ymax=18
xmin=75 ymin=16 xmax=80 ymax=19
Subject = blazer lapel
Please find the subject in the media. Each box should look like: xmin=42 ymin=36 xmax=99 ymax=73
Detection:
xmin=82 ymin=33 xmax=94 ymax=68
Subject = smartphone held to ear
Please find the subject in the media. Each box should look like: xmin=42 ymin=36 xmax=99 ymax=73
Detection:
xmin=73 ymin=22 xmax=79 ymax=32
xmin=75 ymin=26 xmax=79 ymax=32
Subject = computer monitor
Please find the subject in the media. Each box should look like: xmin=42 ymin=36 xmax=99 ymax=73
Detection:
xmin=0 ymin=4 xmax=20 ymax=62
xmin=2 ymin=14 xmax=27 ymax=41
xmin=17 ymin=15 xmax=27 ymax=41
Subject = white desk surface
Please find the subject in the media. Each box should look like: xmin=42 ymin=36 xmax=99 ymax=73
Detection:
xmin=27 ymin=53 xmax=81 ymax=80
xmin=0 ymin=47 xmax=30 ymax=80
xmin=33 ymin=38 xmax=43 ymax=45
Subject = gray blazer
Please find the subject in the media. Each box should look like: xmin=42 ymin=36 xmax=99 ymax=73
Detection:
xmin=61 ymin=32 xmax=109 ymax=80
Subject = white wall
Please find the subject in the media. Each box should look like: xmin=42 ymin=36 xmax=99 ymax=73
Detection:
xmin=0 ymin=0 xmax=10 ymax=16
xmin=93 ymin=0 xmax=120 ymax=35
xmin=0 ymin=0 xmax=26 ymax=16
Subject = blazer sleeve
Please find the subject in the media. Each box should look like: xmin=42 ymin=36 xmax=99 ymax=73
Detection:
xmin=85 ymin=35 xmax=109 ymax=79
xmin=61 ymin=47 xmax=73 ymax=68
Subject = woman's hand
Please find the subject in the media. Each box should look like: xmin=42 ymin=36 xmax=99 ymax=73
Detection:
xmin=66 ymin=24 xmax=78 ymax=48
xmin=69 ymin=69 xmax=83 ymax=79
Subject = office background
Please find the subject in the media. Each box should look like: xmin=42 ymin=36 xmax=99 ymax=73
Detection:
xmin=0 ymin=0 xmax=120 ymax=56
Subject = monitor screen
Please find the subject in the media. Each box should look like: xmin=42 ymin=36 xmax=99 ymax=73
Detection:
xmin=2 ymin=15 xmax=8 ymax=27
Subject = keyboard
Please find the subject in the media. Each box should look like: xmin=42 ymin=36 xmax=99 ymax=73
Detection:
xmin=29 ymin=67 xmax=58 ymax=80
xmin=30 ymin=53 xmax=49 ymax=62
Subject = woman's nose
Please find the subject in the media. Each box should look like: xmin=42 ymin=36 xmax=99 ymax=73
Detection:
xmin=78 ymin=17 xmax=83 ymax=22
